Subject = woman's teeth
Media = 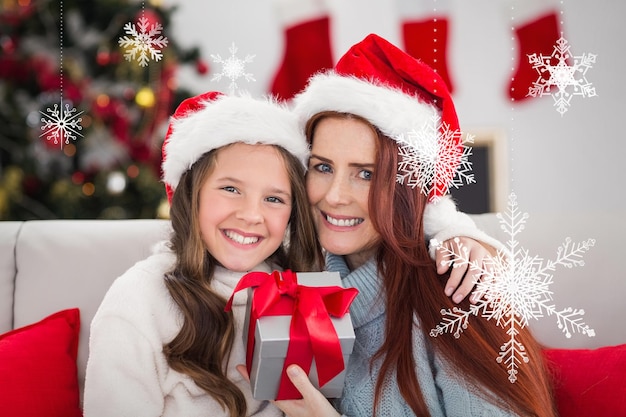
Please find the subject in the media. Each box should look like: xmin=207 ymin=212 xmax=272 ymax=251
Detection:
xmin=325 ymin=214 xmax=363 ymax=227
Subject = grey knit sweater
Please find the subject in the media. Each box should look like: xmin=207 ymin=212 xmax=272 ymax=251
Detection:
xmin=326 ymin=253 xmax=519 ymax=417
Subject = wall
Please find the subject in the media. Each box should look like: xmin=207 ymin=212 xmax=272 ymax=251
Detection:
xmin=169 ymin=0 xmax=625 ymax=215
xmin=0 ymin=0 xmax=619 ymax=377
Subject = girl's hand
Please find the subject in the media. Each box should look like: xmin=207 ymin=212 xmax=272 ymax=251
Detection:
xmin=272 ymin=365 xmax=341 ymax=417
xmin=436 ymin=237 xmax=495 ymax=304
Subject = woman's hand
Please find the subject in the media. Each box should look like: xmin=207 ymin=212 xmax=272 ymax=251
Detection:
xmin=272 ymin=365 xmax=341 ymax=417
xmin=436 ymin=237 xmax=495 ymax=304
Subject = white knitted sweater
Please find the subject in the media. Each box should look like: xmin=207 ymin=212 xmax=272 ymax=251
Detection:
xmin=83 ymin=247 xmax=282 ymax=417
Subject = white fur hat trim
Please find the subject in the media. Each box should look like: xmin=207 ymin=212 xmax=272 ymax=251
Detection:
xmin=293 ymin=71 xmax=439 ymax=140
xmin=162 ymin=94 xmax=309 ymax=191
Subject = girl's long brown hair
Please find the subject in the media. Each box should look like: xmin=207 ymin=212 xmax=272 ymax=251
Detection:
xmin=163 ymin=145 xmax=323 ymax=417
xmin=307 ymin=112 xmax=557 ymax=417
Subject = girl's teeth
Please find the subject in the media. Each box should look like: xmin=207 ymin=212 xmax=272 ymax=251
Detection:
xmin=225 ymin=231 xmax=259 ymax=245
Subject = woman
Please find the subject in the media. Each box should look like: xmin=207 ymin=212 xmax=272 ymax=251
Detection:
xmin=273 ymin=34 xmax=557 ymax=416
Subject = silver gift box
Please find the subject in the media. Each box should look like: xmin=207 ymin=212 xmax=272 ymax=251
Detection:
xmin=243 ymin=271 xmax=356 ymax=400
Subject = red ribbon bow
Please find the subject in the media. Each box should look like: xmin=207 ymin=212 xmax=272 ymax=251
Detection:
xmin=225 ymin=270 xmax=358 ymax=400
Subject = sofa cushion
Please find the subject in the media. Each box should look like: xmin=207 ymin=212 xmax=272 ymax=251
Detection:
xmin=544 ymin=344 xmax=626 ymax=417
xmin=0 ymin=308 xmax=82 ymax=417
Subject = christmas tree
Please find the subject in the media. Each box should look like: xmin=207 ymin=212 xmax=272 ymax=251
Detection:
xmin=0 ymin=0 xmax=208 ymax=220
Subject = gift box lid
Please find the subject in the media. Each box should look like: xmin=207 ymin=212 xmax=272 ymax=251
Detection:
xmin=243 ymin=271 xmax=355 ymax=350
xmin=243 ymin=271 xmax=356 ymax=355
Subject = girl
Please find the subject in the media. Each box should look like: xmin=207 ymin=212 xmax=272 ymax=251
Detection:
xmin=274 ymin=34 xmax=557 ymax=416
xmin=84 ymin=91 xmax=323 ymax=417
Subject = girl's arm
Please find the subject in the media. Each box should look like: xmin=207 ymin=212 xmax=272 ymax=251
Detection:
xmin=84 ymin=315 xmax=165 ymax=416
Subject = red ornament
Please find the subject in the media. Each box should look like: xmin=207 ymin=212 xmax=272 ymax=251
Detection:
xmin=96 ymin=49 xmax=111 ymax=66
xmin=41 ymin=132 xmax=65 ymax=151
xmin=195 ymin=59 xmax=209 ymax=75
xmin=71 ymin=171 xmax=85 ymax=185
xmin=0 ymin=2 xmax=35 ymax=26
xmin=0 ymin=37 xmax=26 ymax=81
xmin=136 ymin=8 xmax=161 ymax=29
xmin=1 ymin=36 xmax=17 ymax=54
xmin=22 ymin=175 xmax=41 ymax=196
xmin=0 ymin=56 xmax=25 ymax=81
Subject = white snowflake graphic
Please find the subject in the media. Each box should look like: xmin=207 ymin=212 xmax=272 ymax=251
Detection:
xmin=118 ymin=15 xmax=168 ymax=67
xmin=210 ymin=42 xmax=256 ymax=94
xmin=527 ymin=35 xmax=597 ymax=116
xmin=395 ymin=115 xmax=474 ymax=202
xmin=40 ymin=100 xmax=84 ymax=149
xmin=430 ymin=192 xmax=596 ymax=382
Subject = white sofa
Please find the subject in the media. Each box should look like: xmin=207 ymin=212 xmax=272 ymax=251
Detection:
xmin=1 ymin=214 xmax=624 ymax=409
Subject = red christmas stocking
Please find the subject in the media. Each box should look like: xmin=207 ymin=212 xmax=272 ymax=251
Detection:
xmin=508 ymin=0 xmax=563 ymax=101
xmin=270 ymin=0 xmax=334 ymax=101
xmin=399 ymin=0 xmax=454 ymax=93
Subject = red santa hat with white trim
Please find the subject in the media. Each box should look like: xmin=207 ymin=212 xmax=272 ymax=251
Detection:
xmin=293 ymin=33 xmax=462 ymax=201
xmin=161 ymin=91 xmax=309 ymax=202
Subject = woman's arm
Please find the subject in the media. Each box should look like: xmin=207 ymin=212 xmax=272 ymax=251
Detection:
xmin=271 ymin=365 xmax=342 ymax=417
xmin=424 ymin=196 xmax=505 ymax=304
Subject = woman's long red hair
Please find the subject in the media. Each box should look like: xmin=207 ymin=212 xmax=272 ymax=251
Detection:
xmin=371 ymin=128 xmax=557 ymax=416
xmin=308 ymin=112 xmax=557 ymax=417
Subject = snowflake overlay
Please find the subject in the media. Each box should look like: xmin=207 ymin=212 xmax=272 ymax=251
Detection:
xmin=119 ymin=15 xmax=168 ymax=67
xmin=40 ymin=100 xmax=84 ymax=149
xmin=430 ymin=192 xmax=596 ymax=382
xmin=210 ymin=43 xmax=256 ymax=94
xmin=395 ymin=115 xmax=474 ymax=202
xmin=527 ymin=35 xmax=597 ymax=116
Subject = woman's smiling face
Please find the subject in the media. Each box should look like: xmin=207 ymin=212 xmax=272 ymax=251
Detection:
xmin=306 ymin=116 xmax=381 ymax=270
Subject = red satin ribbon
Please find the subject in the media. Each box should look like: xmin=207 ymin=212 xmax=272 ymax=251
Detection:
xmin=225 ymin=270 xmax=358 ymax=400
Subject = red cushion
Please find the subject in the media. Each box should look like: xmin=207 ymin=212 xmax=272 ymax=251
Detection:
xmin=0 ymin=308 xmax=83 ymax=417
xmin=544 ymin=344 xmax=626 ymax=417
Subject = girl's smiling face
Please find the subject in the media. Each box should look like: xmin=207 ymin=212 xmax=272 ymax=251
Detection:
xmin=198 ymin=143 xmax=292 ymax=272
xmin=306 ymin=116 xmax=381 ymax=270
